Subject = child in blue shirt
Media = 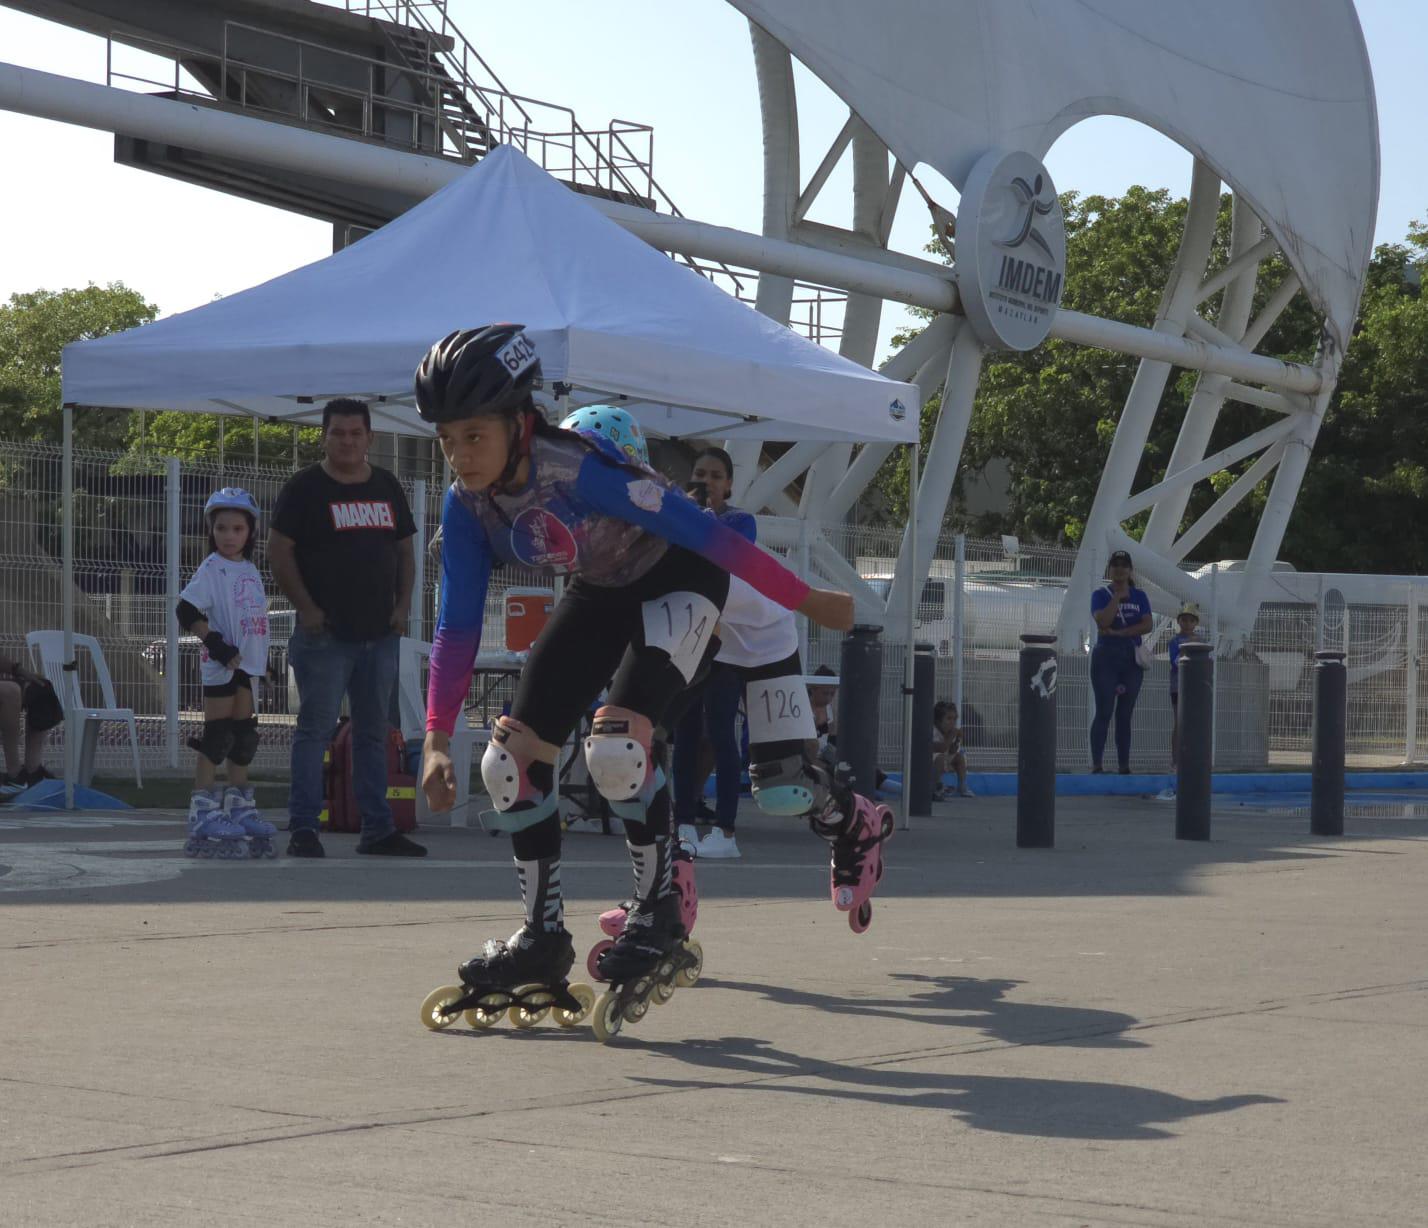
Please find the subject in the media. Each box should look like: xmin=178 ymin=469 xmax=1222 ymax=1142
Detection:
xmin=1089 ymin=549 xmax=1153 ymax=773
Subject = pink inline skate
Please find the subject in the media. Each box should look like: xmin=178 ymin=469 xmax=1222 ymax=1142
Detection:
xmin=828 ymin=793 xmax=895 ymax=934
xmin=587 ymin=843 xmax=700 ymax=984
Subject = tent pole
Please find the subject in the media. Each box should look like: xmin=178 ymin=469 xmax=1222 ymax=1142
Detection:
xmin=900 ymin=440 xmax=919 ymax=832
xmin=62 ymin=404 xmax=76 ymax=810
xmin=165 ymin=457 xmax=181 ymax=769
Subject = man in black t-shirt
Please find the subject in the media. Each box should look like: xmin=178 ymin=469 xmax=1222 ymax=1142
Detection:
xmin=270 ymin=398 xmax=425 ymax=858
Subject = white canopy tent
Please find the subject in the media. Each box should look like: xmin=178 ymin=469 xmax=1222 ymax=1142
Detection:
xmin=55 ymin=144 xmax=920 ymax=808
xmin=62 ymin=145 xmax=918 ymax=444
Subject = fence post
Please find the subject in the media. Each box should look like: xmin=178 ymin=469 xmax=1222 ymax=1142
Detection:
xmin=1017 ymin=633 xmax=1057 ymax=848
xmin=1404 ymin=583 xmax=1418 ymax=766
xmin=838 ymin=624 xmax=883 ymax=800
xmin=1209 ymin=562 xmax=1219 ymax=758
xmin=952 ymin=533 xmax=965 ymax=713
xmin=165 ymin=457 xmax=181 ymax=769
xmin=908 ymin=642 xmax=936 ymax=816
xmin=410 ymin=478 xmax=427 ymax=641
xmin=1311 ymin=650 xmax=1347 ymax=836
xmin=1175 ymin=642 xmax=1214 ymax=840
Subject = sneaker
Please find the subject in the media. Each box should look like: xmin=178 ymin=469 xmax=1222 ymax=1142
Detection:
xmin=286 ymin=828 xmax=326 ymax=858
xmin=356 ymin=831 xmax=427 ymax=857
xmin=957 ymin=786 xmax=976 ymax=798
xmin=697 ymin=828 xmax=741 ymax=859
xmin=931 ymin=784 xmax=949 ymax=802
xmin=20 ymin=765 xmax=54 ymax=787
xmin=676 ymin=823 xmax=699 ymax=846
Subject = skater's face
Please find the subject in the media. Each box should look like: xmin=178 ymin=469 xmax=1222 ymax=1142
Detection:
xmin=210 ymin=510 xmax=251 ymax=560
xmin=1178 ymin=614 xmax=1199 ymax=635
xmin=437 ymin=414 xmax=514 ymax=491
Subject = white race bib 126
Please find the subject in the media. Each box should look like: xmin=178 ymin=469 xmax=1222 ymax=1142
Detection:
xmin=641 ymin=591 xmax=720 ymax=683
xmin=745 ymin=674 xmax=817 ymax=743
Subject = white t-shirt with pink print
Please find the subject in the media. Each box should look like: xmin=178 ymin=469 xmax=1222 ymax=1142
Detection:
xmin=179 ymin=553 xmax=270 ymax=686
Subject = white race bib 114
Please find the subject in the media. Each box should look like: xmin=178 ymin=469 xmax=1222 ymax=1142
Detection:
xmin=641 ymin=591 xmax=720 ymax=683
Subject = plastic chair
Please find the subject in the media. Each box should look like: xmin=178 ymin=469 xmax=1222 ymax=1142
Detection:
xmin=397 ymin=637 xmax=486 ymax=827
xmin=26 ymin=631 xmax=143 ymax=788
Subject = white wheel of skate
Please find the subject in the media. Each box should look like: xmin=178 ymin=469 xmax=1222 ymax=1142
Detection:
xmin=651 ymin=979 xmax=676 ymax=1005
xmin=420 ymin=984 xmax=467 ymax=1031
xmin=464 ymin=993 xmax=507 ymax=1030
xmin=555 ymin=983 xmax=596 ymax=1028
xmin=591 ymin=990 xmax=624 ymax=1043
xmin=622 ymin=996 xmax=649 ymax=1025
xmin=508 ymin=984 xmax=553 ymax=1029
xmin=674 ymin=940 xmax=703 ymax=988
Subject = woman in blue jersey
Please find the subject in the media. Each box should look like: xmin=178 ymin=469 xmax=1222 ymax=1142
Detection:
xmin=1089 ymin=549 xmax=1153 ymax=773
xmin=414 ymin=325 xmax=853 ymax=1012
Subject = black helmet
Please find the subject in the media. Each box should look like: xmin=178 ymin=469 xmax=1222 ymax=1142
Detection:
xmin=414 ymin=324 xmax=542 ymax=424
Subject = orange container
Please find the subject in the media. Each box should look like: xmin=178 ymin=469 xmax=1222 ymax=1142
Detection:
xmin=504 ymin=587 xmax=555 ymax=651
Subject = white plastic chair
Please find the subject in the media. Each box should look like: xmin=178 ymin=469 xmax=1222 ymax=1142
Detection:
xmin=26 ymin=631 xmax=143 ymax=788
xmin=397 ymin=637 xmax=486 ymax=826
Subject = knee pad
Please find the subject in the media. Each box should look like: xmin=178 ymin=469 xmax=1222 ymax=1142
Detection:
xmin=188 ymin=718 xmax=235 ymax=767
xmin=227 ymin=716 xmax=260 ymax=766
xmin=584 ymin=707 xmax=657 ymax=804
xmin=750 ymin=751 xmax=834 ymax=818
xmin=481 ymin=717 xmax=559 ymax=833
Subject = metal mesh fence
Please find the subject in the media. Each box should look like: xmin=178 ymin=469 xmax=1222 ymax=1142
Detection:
xmin=2 ymin=438 xmax=1423 ymax=783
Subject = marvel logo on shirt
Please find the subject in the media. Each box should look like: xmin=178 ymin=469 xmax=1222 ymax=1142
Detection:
xmin=330 ymin=500 xmax=397 ymax=531
xmin=272 ymin=464 xmax=416 ymax=641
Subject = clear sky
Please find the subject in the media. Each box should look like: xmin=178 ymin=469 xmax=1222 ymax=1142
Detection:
xmin=0 ymin=0 xmax=1422 ymax=363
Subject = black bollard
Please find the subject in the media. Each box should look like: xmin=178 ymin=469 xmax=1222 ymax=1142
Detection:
xmin=839 ymin=624 xmax=884 ymax=800
xmin=908 ymin=642 xmax=936 ymax=816
xmin=1016 ymin=634 xmax=1057 ymax=848
xmin=1175 ymin=642 xmax=1214 ymax=840
xmin=1311 ymin=650 xmax=1347 ymax=836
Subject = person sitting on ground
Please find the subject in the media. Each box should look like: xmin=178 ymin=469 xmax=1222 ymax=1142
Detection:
xmin=932 ymin=700 xmax=973 ymax=799
xmin=0 ymin=649 xmax=62 ymax=796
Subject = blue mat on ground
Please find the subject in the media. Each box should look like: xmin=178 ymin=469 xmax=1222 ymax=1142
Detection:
xmin=8 ymin=779 xmax=132 ymax=811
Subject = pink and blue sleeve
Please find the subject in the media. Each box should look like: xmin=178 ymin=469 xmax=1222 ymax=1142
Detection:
xmin=578 ymin=455 xmax=810 ymax=609
xmin=426 ymin=488 xmax=493 ymax=734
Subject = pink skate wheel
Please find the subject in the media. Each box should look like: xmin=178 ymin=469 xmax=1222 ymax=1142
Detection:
xmin=587 ymin=939 xmax=614 ymax=983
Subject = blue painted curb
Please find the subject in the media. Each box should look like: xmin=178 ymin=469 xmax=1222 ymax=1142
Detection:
xmin=883 ymin=771 xmax=1428 ymax=798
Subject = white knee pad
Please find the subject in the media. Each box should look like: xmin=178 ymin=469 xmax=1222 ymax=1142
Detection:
xmin=584 ymin=706 xmax=655 ymax=802
xmin=481 ymin=717 xmax=548 ymax=812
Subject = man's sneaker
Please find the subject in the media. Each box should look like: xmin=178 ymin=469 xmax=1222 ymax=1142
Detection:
xmin=20 ymin=766 xmax=54 ymax=787
xmin=356 ymin=831 xmax=427 ymax=857
xmin=0 ymin=775 xmax=24 ymax=799
xmin=697 ymin=828 xmax=741 ymax=859
xmin=676 ymin=822 xmax=699 ymax=847
xmin=286 ymin=828 xmax=326 ymax=858
xmin=957 ymin=786 xmax=976 ymax=798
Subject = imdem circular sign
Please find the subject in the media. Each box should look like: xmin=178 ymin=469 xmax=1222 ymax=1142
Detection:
xmin=956 ymin=149 xmax=1066 ymax=351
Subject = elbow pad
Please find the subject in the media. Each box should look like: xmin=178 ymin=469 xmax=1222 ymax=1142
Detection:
xmin=176 ymin=599 xmax=204 ymax=631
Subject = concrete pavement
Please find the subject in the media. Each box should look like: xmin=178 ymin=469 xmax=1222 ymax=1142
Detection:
xmin=1 ymin=793 xmax=1425 ymax=1226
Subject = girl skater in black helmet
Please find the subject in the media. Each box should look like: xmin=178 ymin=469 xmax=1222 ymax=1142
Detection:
xmin=415 ymin=324 xmax=853 ymax=1039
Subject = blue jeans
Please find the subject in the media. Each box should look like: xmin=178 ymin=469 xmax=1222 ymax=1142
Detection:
xmin=1090 ymin=642 xmax=1144 ymax=771
xmin=672 ymin=662 xmax=744 ymax=830
xmin=288 ymin=628 xmax=399 ymax=838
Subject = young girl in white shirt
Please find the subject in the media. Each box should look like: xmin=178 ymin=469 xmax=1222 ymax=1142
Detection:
xmin=176 ymin=488 xmax=275 ymax=858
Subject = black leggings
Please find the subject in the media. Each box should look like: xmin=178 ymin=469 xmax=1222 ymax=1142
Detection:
xmin=508 ymin=545 xmax=729 ymax=859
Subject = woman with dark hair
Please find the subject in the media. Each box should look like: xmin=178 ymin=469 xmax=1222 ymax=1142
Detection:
xmin=673 ymin=446 xmax=755 ymax=858
xmin=412 ymin=325 xmax=869 ymax=1039
xmin=1089 ymin=549 xmax=1153 ymax=773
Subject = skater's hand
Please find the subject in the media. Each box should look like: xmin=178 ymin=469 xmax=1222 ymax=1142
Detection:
xmin=797 ymin=587 xmax=855 ymax=632
xmin=422 ymin=737 xmax=456 ymax=814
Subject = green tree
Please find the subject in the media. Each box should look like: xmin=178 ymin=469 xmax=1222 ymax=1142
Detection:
xmin=875 ymin=191 xmax=1426 ymax=571
xmin=0 ymin=284 xmax=158 ymax=446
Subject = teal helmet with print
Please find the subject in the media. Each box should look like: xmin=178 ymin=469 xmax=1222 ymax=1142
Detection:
xmin=559 ymin=404 xmax=649 ymax=466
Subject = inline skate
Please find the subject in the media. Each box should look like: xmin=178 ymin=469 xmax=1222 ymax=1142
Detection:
xmin=183 ymin=788 xmax=249 ymax=859
xmin=587 ymin=842 xmax=701 ymax=984
xmin=816 ymin=791 xmax=895 ymax=934
xmin=223 ymin=785 xmax=277 ymax=858
xmin=590 ymin=893 xmax=700 ymax=1043
xmin=420 ymin=925 xmax=595 ymax=1033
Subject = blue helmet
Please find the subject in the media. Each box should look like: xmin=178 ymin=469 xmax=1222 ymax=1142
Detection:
xmin=559 ymin=404 xmax=649 ymax=466
xmin=204 ymin=487 xmax=260 ymax=521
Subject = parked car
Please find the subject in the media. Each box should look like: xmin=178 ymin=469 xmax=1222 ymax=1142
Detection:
xmin=144 ymin=607 xmax=297 ymax=714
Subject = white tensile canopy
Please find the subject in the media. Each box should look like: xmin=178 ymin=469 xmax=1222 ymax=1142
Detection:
xmin=729 ymin=0 xmax=1379 ymax=353
xmin=61 ymin=145 xmax=918 ymax=444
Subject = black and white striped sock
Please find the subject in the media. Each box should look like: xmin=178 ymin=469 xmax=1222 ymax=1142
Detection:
xmin=514 ymin=855 xmax=564 ymax=933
